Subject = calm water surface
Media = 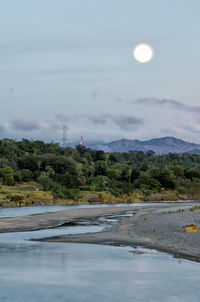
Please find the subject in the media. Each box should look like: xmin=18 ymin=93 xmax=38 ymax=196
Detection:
xmin=0 ymin=205 xmax=200 ymax=301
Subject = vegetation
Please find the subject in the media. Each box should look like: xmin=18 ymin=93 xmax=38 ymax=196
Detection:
xmin=163 ymin=209 xmax=185 ymax=215
xmin=0 ymin=138 xmax=200 ymax=207
xmin=189 ymin=205 xmax=200 ymax=212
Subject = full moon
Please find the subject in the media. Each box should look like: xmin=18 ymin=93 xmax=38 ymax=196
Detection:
xmin=133 ymin=44 xmax=154 ymax=63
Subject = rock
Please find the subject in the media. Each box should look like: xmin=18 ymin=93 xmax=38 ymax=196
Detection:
xmin=180 ymin=224 xmax=199 ymax=232
xmin=129 ymin=250 xmax=145 ymax=255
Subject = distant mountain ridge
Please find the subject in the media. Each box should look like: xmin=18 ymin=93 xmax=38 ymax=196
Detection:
xmin=103 ymin=137 xmax=200 ymax=154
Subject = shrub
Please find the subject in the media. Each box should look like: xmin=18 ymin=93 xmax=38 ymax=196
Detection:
xmin=37 ymin=175 xmax=53 ymax=191
xmin=0 ymin=166 xmax=15 ymax=186
xmin=152 ymin=169 xmax=175 ymax=189
xmin=134 ymin=173 xmax=161 ymax=192
xmin=14 ymin=171 xmax=23 ymax=182
xmin=52 ymin=184 xmax=80 ymax=200
xmin=9 ymin=193 xmax=24 ymax=202
xmin=90 ymin=176 xmax=109 ymax=191
xmin=21 ymin=169 xmax=33 ymax=182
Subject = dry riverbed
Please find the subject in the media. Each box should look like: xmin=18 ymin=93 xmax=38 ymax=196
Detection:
xmin=1 ymin=204 xmax=200 ymax=262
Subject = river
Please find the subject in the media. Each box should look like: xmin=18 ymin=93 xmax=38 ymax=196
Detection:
xmin=0 ymin=204 xmax=200 ymax=301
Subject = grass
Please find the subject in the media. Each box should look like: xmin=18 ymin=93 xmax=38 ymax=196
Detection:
xmin=178 ymin=208 xmax=185 ymax=213
xmin=189 ymin=205 xmax=200 ymax=212
xmin=163 ymin=208 xmax=185 ymax=215
xmin=0 ymin=183 xmax=134 ymax=208
xmin=0 ymin=182 xmax=54 ymax=207
xmin=0 ymin=182 xmax=199 ymax=209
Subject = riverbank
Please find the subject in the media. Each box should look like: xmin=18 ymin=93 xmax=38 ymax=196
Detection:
xmin=38 ymin=204 xmax=200 ymax=263
xmin=0 ymin=206 xmax=141 ymax=232
xmin=1 ymin=182 xmax=200 ymax=209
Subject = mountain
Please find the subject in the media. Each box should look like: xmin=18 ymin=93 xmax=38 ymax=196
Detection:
xmin=102 ymin=137 xmax=200 ymax=154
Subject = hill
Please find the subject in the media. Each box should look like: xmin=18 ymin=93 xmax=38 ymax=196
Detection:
xmin=103 ymin=137 xmax=200 ymax=154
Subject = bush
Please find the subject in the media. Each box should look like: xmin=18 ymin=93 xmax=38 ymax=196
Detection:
xmin=21 ymin=169 xmax=33 ymax=182
xmin=14 ymin=171 xmax=23 ymax=182
xmin=79 ymin=185 xmax=91 ymax=191
xmin=9 ymin=193 xmax=24 ymax=202
xmin=119 ymin=183 xmax=134 ymax=195
xmin=0 ymin=166 xmax=15 ymax=186
xmin=64 ymin=188 xmax=80 ymax=200
xmin=90 ymin=176 xmax=109 ymax=191
xmin=37 ymin=175 xmax=53 ymax=191
xmin=184 ymin=169 xmax=200 ymax=180
xmin=107 ymin=169 xmax=119 ymax=180
xmin=52 ymin=183 xmax=80 ymax=200
xmin=134 ymin=173 xmax=161 ymax=192
xmin=51 ymin=184 xmax=65 ymax=199
xmin=109 ymin=187 xmax=121 ymax=197
xmin=152 ymin=169 xmax=175 ymax=189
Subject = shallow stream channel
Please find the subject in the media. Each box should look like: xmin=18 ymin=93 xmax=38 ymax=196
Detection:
xmin=0 ymin=203 xmax=200 ymax=302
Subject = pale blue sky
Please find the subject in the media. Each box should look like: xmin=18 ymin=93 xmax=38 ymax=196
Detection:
xmin=0 ymin=0 xmax=200 ymax=143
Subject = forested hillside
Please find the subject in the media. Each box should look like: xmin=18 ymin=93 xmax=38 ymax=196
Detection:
xmin=1 ymin=138 xmax=200 ymax=204
xmin=104 ymin=137 xmax=200 ymax=154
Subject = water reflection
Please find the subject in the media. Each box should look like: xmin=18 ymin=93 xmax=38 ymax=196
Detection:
xmin=0 ymin=242 xmax=200 ymax=302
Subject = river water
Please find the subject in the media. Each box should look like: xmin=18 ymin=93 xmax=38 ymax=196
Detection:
xmin=0 ymin=204 xmax=200 ymax=302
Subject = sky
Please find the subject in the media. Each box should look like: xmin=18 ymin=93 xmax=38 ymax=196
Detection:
xmin=1 ymin=0 xmax=200 ymax=144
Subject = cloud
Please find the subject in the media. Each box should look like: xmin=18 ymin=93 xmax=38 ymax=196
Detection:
xmin=80 ymin=114 xmax=144 ymax=131
xmin=11 ymin=118 xmax=40 ymax=132
xmin=112 ymin=115 xmax=144 ymax=131
xmin=177 ymin=120 xmax=200 ymax=134
xmin=180 ymin=125 xmax=200 ymax=133
xmin=134 ymin=98 xmax=183 ymax=108
xmin=161 ymin=127 xmax=181 ymax=136
xmin=55 ymin=113 xmax=71 ymax=123
xmin=132 ymin=97 xmax=200 ymax=113
xmin=86 ymin=115 xmax=108 ymax=125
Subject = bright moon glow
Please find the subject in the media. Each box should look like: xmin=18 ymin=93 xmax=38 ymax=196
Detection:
xmin=133 ymin=44 xmax=154 ymax=63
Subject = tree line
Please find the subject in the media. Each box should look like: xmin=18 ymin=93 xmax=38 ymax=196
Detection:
xmin=0 ymin=138 xmax=200 ymax=200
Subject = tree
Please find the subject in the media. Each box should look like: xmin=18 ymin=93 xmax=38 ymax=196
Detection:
xmin=37 ymin=175 xmax=53 ymax=191
xmin=0 ymin=166 xmax=15 ymax=185
xmin=120 ymin=165 xmax=132 ymax=183
xmin=184 ymin=169 xmax=200 ymax=180
xmin=130 ymin=167 xmax=140 ymax=183
xmin=17 ymin=155 xmax=39 ymax=171
xmin=152 ymin=169 xmax=176 ymax=189
xmin=94 ymin=161 xmax=107 ymax=176
xmin=90 ymin=176 xmax=109 ymax=191
xmin=107 ymin=169 xmax=119 ymax=180
xmin=170 ymin=165 xmax=184 ymax=178
xmin=20 ymin=169 xmax=33 ymax=182
xmin=76 ymin=145 xmax=87 ymax=156
xmin=94 ymin=150 xmax=106 ymax=161
xmin=134 ymin=173 xmax=161 ymax=192
xmin=108 ymin=153 xmax=118 ymax=163
xmin=14 ymin=170 xmax=23 ymax=182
